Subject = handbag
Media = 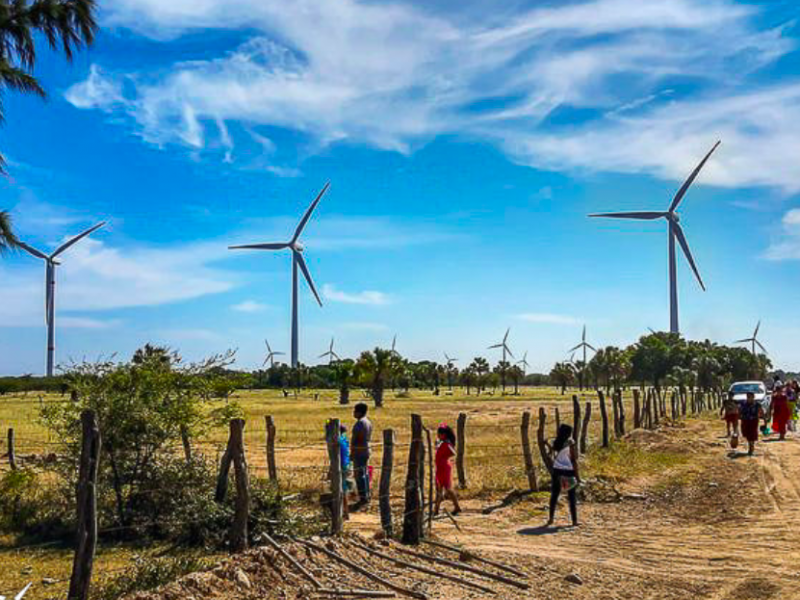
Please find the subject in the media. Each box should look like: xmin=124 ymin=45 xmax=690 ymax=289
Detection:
xmin=560 ymin=476 xmax=578 ymax=493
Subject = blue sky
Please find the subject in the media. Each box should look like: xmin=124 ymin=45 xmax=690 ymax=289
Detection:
xmin=2 ymin=0 xmax=800 ymax=375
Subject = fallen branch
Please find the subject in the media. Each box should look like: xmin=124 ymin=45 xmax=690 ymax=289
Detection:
xmin=261 ymin=533 xmax=322 ymax=588
xmin=295 ymin=538 xmax=429 ymax=600
xmin=391 ymin=544 xmax=529 ymax=590
xmin=313 ymin=590 xmax=397 ymax=598
xmin=419 ymin=539 xmax=527 ymax=578
xmin=481 ymin=489 xmax=534 ymax=515
xmin=348 ymin=540 xmax=495 ymax=594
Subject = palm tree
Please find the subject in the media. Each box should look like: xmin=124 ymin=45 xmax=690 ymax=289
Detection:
xmin=331 ymin=359 xmax=356 ymax=405
xmin=355 ymin=348 xmax=397 ymax=407
xmin=0 ymin=209 xmax=19 ymax=253
xmin=509 ymin=364 xmax=524 ymax=395
xmin=0 ymin=0 xmax=98 ymax=171
xmin=550 ymin=362 xmax=576 ymax=395
xmin=494 ymin=360 xmax=511 ymax=394
xmin=467 ymin=357 xmax=489 ymax=395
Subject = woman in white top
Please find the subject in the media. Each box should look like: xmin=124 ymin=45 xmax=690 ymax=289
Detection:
xmin=545 ymin=423 xmax=581 ymax=527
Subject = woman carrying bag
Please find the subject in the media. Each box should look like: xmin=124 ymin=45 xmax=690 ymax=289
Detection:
xmin=545 ymin=423 xmax=581 ymax=528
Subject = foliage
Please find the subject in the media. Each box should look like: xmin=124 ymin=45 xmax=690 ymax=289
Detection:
xmin=91 ymin=554 xmax=212 ymax=600
xmin=0 ymin=468 xmax=72 ymax=538
xmin=354 ymin=348 xmax=398 ymax=407
xmin=0 ymin=209 xmax=19 ymax=253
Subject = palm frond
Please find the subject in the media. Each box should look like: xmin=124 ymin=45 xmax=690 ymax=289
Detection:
xmin=0 ymin=209 xmax=20 ymax=254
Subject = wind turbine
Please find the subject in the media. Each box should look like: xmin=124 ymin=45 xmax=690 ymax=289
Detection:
xmin=391 ymin=334 xmax=398 ymax=354
xmin=229 ymin=182 xmax=330 ymax=368
xmin=488 ymin=328 xmax=514 ymax=363
xmin=590 ymin=141 xmax=720 ymax=334
xmin=263 ymin=339 xmax=285 ymax=368
xmin=319 ymin=337 xmax=341 ymax=364
xmin=736 ymin=321 xmax=767 ymax=355
xmin=18 ymin=222 xmax=106 ymax=377
xmin=516 ymin=351 xmax=530 ymax=374
xmin=569 ymin=325 xmax=596 ymax=365
xmin=444 ymin=352 xmax=458 ymax=367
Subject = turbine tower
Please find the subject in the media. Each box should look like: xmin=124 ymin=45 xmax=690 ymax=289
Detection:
xmin=736 ymin=321 xmax=767 ymax=355
xmin=517 ymin=351 xmax=530 ymax=374
xmin=569 ymin=325 xmax=596 ymax=365
xmin=263 ymin=339 xmax=285 ymax=368
xmin=229 ymin=183 xmax=329 ymax=368
xmin=319 ymin=337 xmax=341 ymax=364
xmin=18 ymin=222 xmax=106 ymax=377
xmin=391 ymin=334 xmax=398 ymax=354
xmin=590 ymin=142 xmax=720 ymax=334
xmin=488 ymin=328 xmax=514 ymax=363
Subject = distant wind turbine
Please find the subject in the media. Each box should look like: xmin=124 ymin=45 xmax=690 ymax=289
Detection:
xmin=263 ymin=339 xmax=285 ymax=368
xmin=736 ymin=321 xmax=767 ymax=355
xmin=488 ymin=328 xmax=514 ymax=363
xmin=229 ymin=182 xmax=330 ymax=368
xmin=319 ymin=337 xmax=341 ymax=364
xmin=444 ymin=352 xmax=458 ymax=367
xmin=590 ymin=141 xmax=720 ymax=334
xmin=569 ymin=325 xmax=596 ymax=365
xmin=391 ymin=334 xmax=398 ymax=354
xmin=19 ymin=222 xmax=106 ymax=377
xmin=516 ymin=351 xmax=530 ymax=374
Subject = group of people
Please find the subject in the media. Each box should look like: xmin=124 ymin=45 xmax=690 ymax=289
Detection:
xmin=721 ymin=379 xmax=800 ymax=456
xmin=336 ymin=403 xmax=463 ymax=518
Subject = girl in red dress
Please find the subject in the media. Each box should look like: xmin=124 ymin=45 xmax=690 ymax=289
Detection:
xmin=772 ymin=384 xmax=791 ymax=441
xmin=434 ymin=423 xmax=461 ymax=515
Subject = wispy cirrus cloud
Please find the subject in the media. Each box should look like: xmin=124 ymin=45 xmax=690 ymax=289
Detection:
xmin=516 ymin=313 xmax=581 ymax=325
xmin=231 ymin=300 xmax=269 ymax=313
xmin=66 ymin=0 xmax=797 ymax=188
xmin=323 ymin=284 xmax=390 ymax=305
xmin=763 ymin=209 xmax=800 ymax=261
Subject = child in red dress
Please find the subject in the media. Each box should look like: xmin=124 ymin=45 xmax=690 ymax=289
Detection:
xmin=434 ymin=423 xmax=461 ymax=516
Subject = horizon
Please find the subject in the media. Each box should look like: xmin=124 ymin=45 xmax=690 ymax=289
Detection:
xmin=2 ymin=0 xmax=800 ymax=375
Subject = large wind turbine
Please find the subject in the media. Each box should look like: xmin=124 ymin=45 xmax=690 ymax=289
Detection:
xmin=590 ymin=142 xmax=720 ymax=334
xmin=319 ymin=337 xmax=341 ymax=364
xmin=488 ymin=328 xmax=514 ymax=363
xmin=516 ymin=351 xmax=530 ymax=374
xmin=263 ymin=339 xmax=285 ymax=368
xmin=569 ymin=325 xmax=596 ymax=365
xmin=18 ymin=222 xmax=106 ymax=377
xmin=229 ymin=183 xmax=329 ymax=368
xmin=736 ymin=321 xmax=767 ymax=355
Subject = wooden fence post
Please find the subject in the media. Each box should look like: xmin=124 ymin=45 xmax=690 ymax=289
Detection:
xmin=325 ymin=418 xmax=343 ymax=536
xmin=681 ymin=388 xmax=687 ymax=417
xmin=572 ymin=395 xmax=582 ymax=456
xmin=616 ymin=390 xmax=626 ymax=436
xmin=580 ymin=402 xmax=591 ymax=454
xmin=265 ymin=416 xmax=277 ymax=482
xmin=537 ymin=408 xmax=553 ymax=473
xmin=7 ymin=428 xmax=16 ymax=471
xmin=215 ymin=419 xmax=251 ymax=551
xmin=653 ymin=389 xmax=660 ymax=426
xmin=68 ymin=410 xmax=101 ymax=600
xmin=520 ymin=412 xmax=538 ymax=491
xmin=598 ymin=391 xmax=610 ymax=448
xmin=380 ymin=429 xmax=394 ymax=536
xmin=402 ymin=414 xmax=424 ymax=545
xmin=555 ymin=407 xmax=561 ymax=431
xmin=423 ymin=427 xmax=433 ymax=536
xmin=611 ymin=391 xmax=620 ymax=438
xmin=633 ymin=389 xmax=641 ymax=429
xmin=456 ymin=413 xmax=467 ymax=489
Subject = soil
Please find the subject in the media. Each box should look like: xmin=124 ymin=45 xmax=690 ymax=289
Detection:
xmin=126 ymin=420 xmax=800 ymax=600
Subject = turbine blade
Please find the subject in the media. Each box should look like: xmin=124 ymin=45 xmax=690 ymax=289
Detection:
xmin=754 ymin=320 xmax=761 ymax=338
xmin=568 ymin=343 xmax=582 ymax=353
xmin=229 ymin=242 xmax=290 ymax=250
xmin=488 ymin=343 xmax=502 ymax=349
xmin=756 ymin=340 xmax=768 ymax=353
xmin=586 ymin=343 xmax=597 ymax=352
xmin=18 ymin=241 xmax=48 ymax=260
xmin=582 ymin=325 xmax=586 ymax=341
xmin=503 ymin=328 xmax=510 ymax=343
xmin=734 ymin=338 xmax=752 ymax=344
xmin=504 ymin=344 xmax=514 ymax=359
xmin=292 ymin=182 xmax=330 ymax=243
xmin=318 ymin=352 xmax=329 ymax=359
xmin=668 ymin=141 xmax=721 ymax=213
xmin=673 ymin=222 xmax=705 ymax=291
xmin=274 ymin=351 xmax=285 ymax=356
xmin=52 ymin=221 xmax=106 ymax=258
xmin=589 ymin=211 xmax=667 ymax=220
xmin=295 ymin=251 xmax=322 ymax=306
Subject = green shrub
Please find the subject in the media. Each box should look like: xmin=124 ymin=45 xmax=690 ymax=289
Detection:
xmin=91 ymin=554 xmax=212 ymax=600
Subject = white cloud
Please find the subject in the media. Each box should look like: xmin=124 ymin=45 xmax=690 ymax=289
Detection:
xmin=68 ymin=0 xmax=797 ymax=188
xmin=155 ymin=328 xmax=223 ymax=342
xmin=763 ymin=209 xmax=800 ymax=261
xmin=0 ymin=236 xmax=234 ymax=327
xmin=340 ymin=322 xmax=389 ymax=332
xmin=60 ymin=317 xmax=122 ymax=329
xmin=231 ymin=300 xmax=269 ymax=313
xmin=323 ymin=284 xmax=390 ymax=305
xmin=516 ymin=313 xmax=581 ymax=325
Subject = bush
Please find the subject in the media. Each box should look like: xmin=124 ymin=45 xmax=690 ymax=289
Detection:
xmin=91 ymin=554 xmax=212 ymax=600
xmin=0 ymin=469 xmax=73 ymax=540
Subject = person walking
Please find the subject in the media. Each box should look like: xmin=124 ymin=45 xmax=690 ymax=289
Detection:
xmin=772 ymin=384 xmax=790 ymax=441
xmin=787 ymin=382 xmax=798 ymax=433
xmin=338 ymin=423 xmax=354 ymax=519
xmin=721 ymin=391 xmax=740 ymax=438
xmin=351 ymin=402 xmax=373 ymax=509
xmin=545 ymin=424 xmax=581 ymax=528
xmin=740 ymin=391 xmax=765 ymax=456
xmin=434 ymin=423 xmax=462 ymax=516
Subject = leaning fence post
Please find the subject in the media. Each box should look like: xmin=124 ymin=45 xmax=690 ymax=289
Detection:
xmin=325 ymin=418 xmax=343 ymax=536
xmin=402 ymin=414 xmax=424 ymax=544
xmin=265 ymin=415 xmax=277 ymax=482
xmin=616 ymin=390 xmax=626 ymax=436
xmin=580 ymin=402 xmax=592 ymax=453
xmin=7 ymin=428 xmax=16 ymax=471
xmin=520 ymin=412 xmax=538 ymax=491
xmin=537 ymin=407 xmax=553 ymax=473
xmin=598 ymin=391 xmax=610 ymax=448
xmin=68 ymin=410 xmax=101 ymax=600
xmin=456 ymin=413 xmax=467 ymax=489
xmin=633 ymin=389 xmax=641 ymax=429
xmin=572 ymin=395 xmax=582 ymax=456
xmin=379 ymin=429 xmax=395 ymax=536
xmin=611 ymin=391 xmax=620 ymax=438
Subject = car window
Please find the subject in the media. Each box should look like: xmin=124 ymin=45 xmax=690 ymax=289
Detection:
xmin=731 ymin=383 xmax=764 ymax=394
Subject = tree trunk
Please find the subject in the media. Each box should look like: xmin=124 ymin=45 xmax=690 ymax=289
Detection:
xmin=339 ymin=386 xmax=350 ymax=405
